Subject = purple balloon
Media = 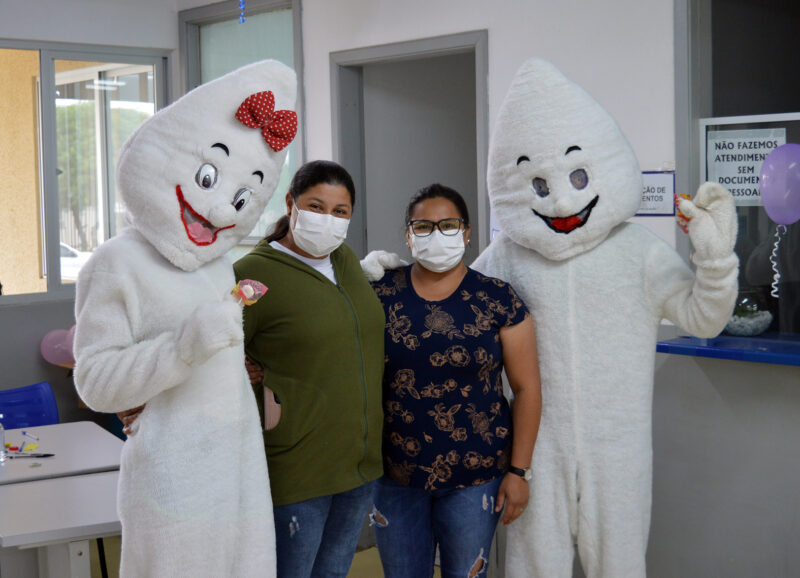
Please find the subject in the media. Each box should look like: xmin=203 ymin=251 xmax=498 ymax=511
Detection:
xmin=760 ymin=143 xmax=800 ymax=225
xmin=40 ymin=328 xmax=75 ymax=368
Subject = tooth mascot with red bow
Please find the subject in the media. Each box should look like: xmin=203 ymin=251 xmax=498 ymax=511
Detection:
xmin=73 ymin=61 xmax=297 ymax=577
xmin=471 ymin=59 xmax=739 ymax=577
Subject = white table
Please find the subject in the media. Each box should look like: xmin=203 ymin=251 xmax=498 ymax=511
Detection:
xmin=0 ymin=422 xmax=123 ymax=578
xmin=0 ymin=421 xmax=123 ymax=485
xmin=0 ymin=471 xmax=120 ymax=548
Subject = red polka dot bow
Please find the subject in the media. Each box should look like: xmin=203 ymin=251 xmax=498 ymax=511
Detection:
xmin=235 ymin=91 xmax=297 ymax=152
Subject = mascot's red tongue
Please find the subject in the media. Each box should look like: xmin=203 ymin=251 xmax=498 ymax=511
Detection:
xmin=187 ymin=222 xmax=214 ymax=244
xmin=551 ymin=215 xmax=582 ymax=232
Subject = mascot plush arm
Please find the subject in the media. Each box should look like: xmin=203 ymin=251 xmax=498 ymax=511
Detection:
xmin=73 ymin=265 xmax=243 ymax=413
xmin=647 ymin=182 xmax=739 ymax=336
xmin=360 ymin=250 xmax=408 ymax=282
xmin=471 ymin=235 xmax=508 ymax=281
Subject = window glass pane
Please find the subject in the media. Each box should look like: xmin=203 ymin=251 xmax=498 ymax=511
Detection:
xmin=703 ymin=118 xmax=800 ymax=336
xmin=106 ymin=68 xmax=156 ymax=236
xmin=712 ymin=0 xmax=800 ymax=117
xmin=200 ymin=9 xmax=294 ymax=78
xmin=0 ymin=48 xmax=44 ymax=296
xmin=199 ymin=8 xmax=296 ymax=244
xmin=708 ymin=1 xmax=800 ymax=337
xmin=54 ymin=60 xmax=155 ymax=284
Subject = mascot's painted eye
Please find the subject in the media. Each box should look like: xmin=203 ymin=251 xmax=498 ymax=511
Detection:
xmin=532 ymin=177 xmax=550 ymax=198
xmin=233 ymin=187 xmax=252 ymax=211
xmin=195 ymin=163 xmax=218 ymax=190
xmin=570 ymin=169 xmax=589 ymax=190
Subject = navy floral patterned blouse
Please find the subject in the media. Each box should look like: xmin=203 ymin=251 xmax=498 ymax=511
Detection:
xmin=372 ymin=265 xmax=529 ymax=491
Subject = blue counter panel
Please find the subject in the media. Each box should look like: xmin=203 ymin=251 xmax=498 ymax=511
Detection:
xmin=657 ymin=333 xmax=800 ymax=367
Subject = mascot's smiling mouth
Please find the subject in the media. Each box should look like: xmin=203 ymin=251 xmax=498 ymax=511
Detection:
xmin=176 ymin=185 xmax=234 ymax=246
xmin=533 ymin=195 xmax=599 ymax=234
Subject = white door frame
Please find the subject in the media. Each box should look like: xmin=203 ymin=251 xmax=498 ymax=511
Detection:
xmin=330 ymin=30 xmax=489 ymax=257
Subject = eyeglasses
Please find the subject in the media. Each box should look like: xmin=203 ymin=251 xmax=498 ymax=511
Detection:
xmin=407 ymin=218 xmax=465 ymax=237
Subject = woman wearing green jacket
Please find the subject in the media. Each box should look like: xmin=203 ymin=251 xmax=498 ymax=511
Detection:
xmin=233 ymin=160 xmax=385 ymax=578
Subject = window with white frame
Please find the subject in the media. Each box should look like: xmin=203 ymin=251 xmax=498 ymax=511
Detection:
xmin=180 ymin=0 xmax=303 ymax=260
xmin=0 ymin=44 xmax=166 ymax=298
xmin=54 ymin=62 xmax=157 ymax=280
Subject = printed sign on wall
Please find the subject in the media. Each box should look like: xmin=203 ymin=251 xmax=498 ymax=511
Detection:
xmin=637 ymin=171 xmax=675 ymax=216
xmin=707 ymin=128 xmax=786 ymax=206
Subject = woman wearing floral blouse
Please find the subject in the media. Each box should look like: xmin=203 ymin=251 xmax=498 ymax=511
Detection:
xmin=370 ymin=183 xmax=542 ymax=578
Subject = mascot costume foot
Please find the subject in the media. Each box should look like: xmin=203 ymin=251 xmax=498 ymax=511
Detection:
xmin=471 ymin=59 xmax=739 ymax=578
xmin=73 ymin=60 xmax=297 ymax=577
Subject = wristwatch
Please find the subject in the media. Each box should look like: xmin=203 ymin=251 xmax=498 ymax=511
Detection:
xmin=508 ymin=464 xmax=533 ymax=481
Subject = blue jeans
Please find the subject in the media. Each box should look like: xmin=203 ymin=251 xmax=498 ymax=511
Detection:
xmin=273 ymin=481 xmax=375 ymax=578
xmin=372 ymin=476 xmax=503 ymax=578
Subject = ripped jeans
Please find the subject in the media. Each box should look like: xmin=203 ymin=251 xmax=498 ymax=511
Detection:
xmin=273 ymin=481 xmax=375 ymax=578
xmin=372 ymin=475 xmax=502 ymax=578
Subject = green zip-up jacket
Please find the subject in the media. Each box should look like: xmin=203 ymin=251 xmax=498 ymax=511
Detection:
xmin=233 ymin=241 xmax=385 ymax=506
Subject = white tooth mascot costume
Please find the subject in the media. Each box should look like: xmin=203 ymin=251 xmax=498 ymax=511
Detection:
xmin=471 ymin=59 xmax=739 ymax=577
xmin=73 ymin=60 xmax=297 ymax=577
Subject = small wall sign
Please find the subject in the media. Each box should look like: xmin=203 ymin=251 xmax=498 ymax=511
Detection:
xmin=637 ymin=171 xmax=676 ymax=216
xmin=706 ymin=128 xmax=786 ymax=206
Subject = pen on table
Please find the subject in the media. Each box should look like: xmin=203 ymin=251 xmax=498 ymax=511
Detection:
xmin=7 ymin=453 xmax=55 ymax=459
xmin=22 ymin=431 xmax=39 ymax=441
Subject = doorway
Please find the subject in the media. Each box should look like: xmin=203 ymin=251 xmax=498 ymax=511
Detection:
xmin=331 ymin=31 xmax=488 ymax=262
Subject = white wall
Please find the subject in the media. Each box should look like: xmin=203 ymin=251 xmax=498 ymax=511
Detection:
xmin=301 ymin=0 xmax=678 ymax=245
xmin=0 ymin=0 xmax=178 ymax=49
xmin=650 ymin=331 xmax=800 ymax=577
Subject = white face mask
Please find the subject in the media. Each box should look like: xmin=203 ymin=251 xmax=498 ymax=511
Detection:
xmin=292 ymin=208 xmax=350 ymax=257
xmin=410 ymin=230 xmax=466 ymax=272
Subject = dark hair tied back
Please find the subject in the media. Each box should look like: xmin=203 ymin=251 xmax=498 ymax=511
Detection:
xmin=265 ymin=215 xmax=291 ymax=244
xmin=405 ymin=183 xmax=470 ymax=227
xmin=264 ymin=160 xmax=357 ymax=243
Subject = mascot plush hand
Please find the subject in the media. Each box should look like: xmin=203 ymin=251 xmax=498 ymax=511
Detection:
xmin=360 ymin=250 xmax=409 ymax=282
xmin=73 ymin=60 xmax=297 ymax=578
xmin=471 ymin=59 xmax=738 ymax=578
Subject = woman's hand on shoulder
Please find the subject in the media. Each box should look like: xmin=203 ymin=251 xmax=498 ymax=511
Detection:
xmin=495 ymin=472 xmax=530 ymax=526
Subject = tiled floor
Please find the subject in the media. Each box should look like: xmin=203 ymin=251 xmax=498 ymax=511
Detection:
xmin=350 ymin=547 xmax=443 ymax=578
xmin=349 ymin=547 xmax=384 ymax=577
xmin=90 ymin=537 xmax=120 ymax=577
xmin=90 ymin=537 xmax=441 ymax=577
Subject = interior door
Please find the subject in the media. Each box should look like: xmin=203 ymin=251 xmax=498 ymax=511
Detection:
xmin=360 ymin=52 xmax=478 ymax=264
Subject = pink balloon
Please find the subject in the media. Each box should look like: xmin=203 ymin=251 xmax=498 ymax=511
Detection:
xmin=40 ymin=328 xmax=75 ymax=368
xmin=759 ymin=143 xmax=800 ymax=225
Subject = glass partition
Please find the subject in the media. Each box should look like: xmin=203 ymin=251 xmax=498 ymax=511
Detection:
xmin=199 ymin=7 xmax=297 ymax=249
xmin=53 ymin=61 xmax=156 ymax=284
xmin=700 ymin=113 xmax=800 ymax=336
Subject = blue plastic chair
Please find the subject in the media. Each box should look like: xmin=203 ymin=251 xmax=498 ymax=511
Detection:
xmin=0 ymin=381 xmax=59 ymax=429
